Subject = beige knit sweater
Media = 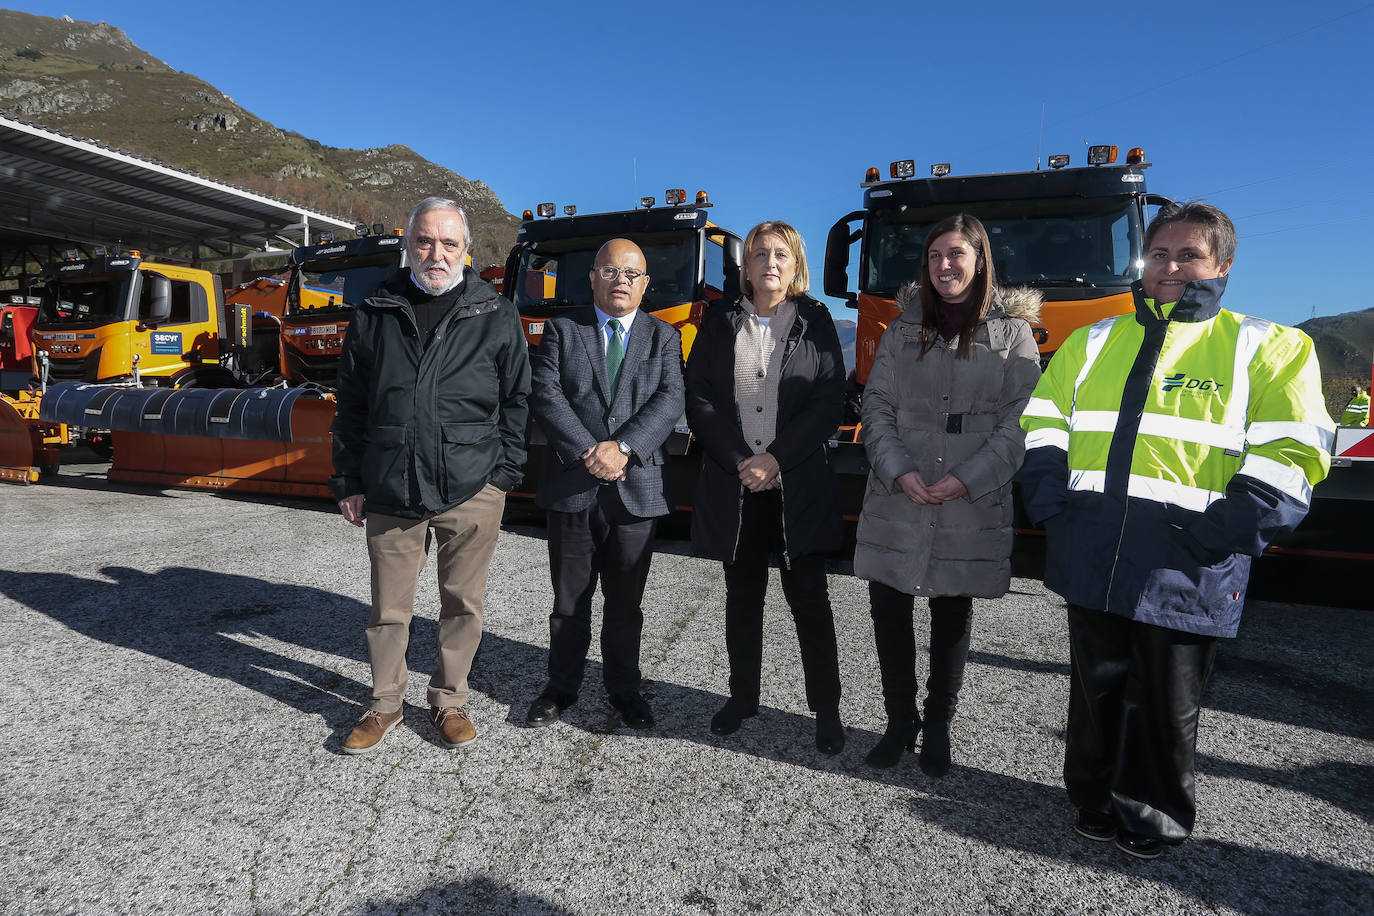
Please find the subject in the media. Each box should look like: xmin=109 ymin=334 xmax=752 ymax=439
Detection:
xmin=733 ymin=298 xmax=795 ymax=454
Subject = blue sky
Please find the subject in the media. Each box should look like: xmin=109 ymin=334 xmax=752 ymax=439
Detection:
xmin=15 ymin=0 xmax=1374 ymax=330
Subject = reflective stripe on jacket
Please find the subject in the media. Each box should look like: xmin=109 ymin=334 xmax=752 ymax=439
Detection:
xmin=1018 ymin=276 xmax=1333 ymax=636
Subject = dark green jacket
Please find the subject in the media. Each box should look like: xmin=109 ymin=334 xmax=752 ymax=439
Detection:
xmin=330 ymin=267 xmax=531 ymax=517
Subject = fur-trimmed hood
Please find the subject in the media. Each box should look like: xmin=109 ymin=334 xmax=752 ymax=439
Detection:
xmin=894 ymin=281 xmax=1043 ymax=324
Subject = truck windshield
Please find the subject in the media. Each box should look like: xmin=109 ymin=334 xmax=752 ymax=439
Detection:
xmin=513 ymin=232 xmax=698 ymax=310
xmin=290 ymin=252 xmax=399 ymax=315
xmin=864 ymin=197 xmax=1142 ymax=295
xmin=37 ymin=273 xmax=132 ymax=327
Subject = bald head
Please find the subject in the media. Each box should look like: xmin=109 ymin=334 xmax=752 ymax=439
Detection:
xmin=590 ymin=238 xmax=649 ymax=317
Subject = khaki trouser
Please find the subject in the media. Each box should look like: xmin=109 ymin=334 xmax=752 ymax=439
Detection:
xmin=364 ymin=484 xmax=506 ymax=713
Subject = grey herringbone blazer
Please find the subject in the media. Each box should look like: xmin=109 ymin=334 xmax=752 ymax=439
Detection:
xmin=529 ymin=307 xmax=684 ymax=516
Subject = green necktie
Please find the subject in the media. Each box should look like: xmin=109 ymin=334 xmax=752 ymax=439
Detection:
xmin=606 ymin=318 xmax=625 ymax=394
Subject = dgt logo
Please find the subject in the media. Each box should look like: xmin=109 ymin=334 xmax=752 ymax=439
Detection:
xmin=1162 ymin=372 xmax=1225 ymax=393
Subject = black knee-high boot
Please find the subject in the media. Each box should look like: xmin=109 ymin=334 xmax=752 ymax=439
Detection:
xmin=866 ymin=582 xmax=920 ymax=768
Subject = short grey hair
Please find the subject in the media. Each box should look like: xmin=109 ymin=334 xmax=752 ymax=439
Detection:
xmin=1144 ymin=200 xmax=1236 ymax=266
xmin=406 ymin=196 xmax=472 ymax=251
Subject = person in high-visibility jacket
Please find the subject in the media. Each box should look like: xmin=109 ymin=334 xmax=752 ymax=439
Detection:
xmin=1019 ymin=202 xmax=1333 ymax=860
xmin=1341 ymin=386 xmax=1370 ymax=427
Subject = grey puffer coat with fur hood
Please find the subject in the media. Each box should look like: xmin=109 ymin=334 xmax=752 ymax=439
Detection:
xmin=853 ymin=283 xmax=1042 ymax=598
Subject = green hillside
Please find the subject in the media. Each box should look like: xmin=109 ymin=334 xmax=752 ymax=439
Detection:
xmin=1297 ymin=308 xmax=1373 ymax=422
xmin=0 ymin=9 xmax=518 ymax=266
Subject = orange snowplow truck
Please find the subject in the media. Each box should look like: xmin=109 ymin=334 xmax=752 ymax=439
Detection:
xmin=225 ymin=230 xmax=407 ymax=389
xmin=825 ymin=146 xmax=1167 ymax=412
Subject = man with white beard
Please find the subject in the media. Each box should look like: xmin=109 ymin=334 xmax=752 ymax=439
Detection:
xmin=331 ymin=197 xmax=531 ymax=754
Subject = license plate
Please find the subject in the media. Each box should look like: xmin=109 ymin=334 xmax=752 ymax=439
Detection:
xmin=310 ymin=324 xmax=338 ymax=335
xmin=53 ymin=332 xmax=76 ymax=341
xmin=528 ymin=321 xmax=544 ymax=336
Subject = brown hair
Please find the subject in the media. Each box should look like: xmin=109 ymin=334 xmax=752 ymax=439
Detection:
xmin=741 ymin=220 xmax=810 ymax=300
xmin=1144 ymin=200 xmax=1237 ymax=266
xmin=919 ymin=213 xmax=996 ymax=359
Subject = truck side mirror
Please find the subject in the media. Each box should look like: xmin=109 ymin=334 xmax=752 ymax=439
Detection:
xmin=722 ymin=235 xmax=743 ymax=303
xmin=824 ymin=213 xmax=864 ymax=304
xmin=144 ymin=275 xmax=172 ymax=325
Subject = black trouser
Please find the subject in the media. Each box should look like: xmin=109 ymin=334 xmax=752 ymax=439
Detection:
xmin=1065 ymin=603 xmax=1218 ymax=843
xmin=868 ymin=581 xmax=973 ymax=723
xmin=723 ymin=490 xmax=841 ymax=712
xmin=545 ymin=485 xmax=657 ymax=701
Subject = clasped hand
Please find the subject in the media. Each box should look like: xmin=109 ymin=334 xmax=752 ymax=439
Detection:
xmin=583 ymin=441 xmax=628 ymax=481
xmin=737 ymin=452 xmax=780 ymax=493
xmin=896 ymin=471 xmax=966 ymax=504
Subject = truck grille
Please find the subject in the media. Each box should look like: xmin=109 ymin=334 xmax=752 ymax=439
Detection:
xmin=47 ymin=356 xmax=90 ymax=382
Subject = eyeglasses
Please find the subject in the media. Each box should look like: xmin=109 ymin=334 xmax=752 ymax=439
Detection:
xmin=594 ymin=266 xmax=647 ymax=282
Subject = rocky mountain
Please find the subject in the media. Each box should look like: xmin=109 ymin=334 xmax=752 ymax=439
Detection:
xmin=0 ymin=10 xmax=519 ymax=266
xmin=834 ymin=318 xmax=856 ymax=372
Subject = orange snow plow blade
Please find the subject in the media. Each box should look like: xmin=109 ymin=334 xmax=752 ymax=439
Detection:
xmin=108 ymin=397 xmax=337 ymax=499
xmin=38 ymin=382 xmax=338 ymax=499
xmin=0 ymin=391 xmax=60 ymax=484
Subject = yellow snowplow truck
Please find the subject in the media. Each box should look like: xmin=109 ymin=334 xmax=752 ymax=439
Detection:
xmin=2 ymin=251 xmax=336 ymax=493
xmin=0 ymin=251 xmax=256 ymax=481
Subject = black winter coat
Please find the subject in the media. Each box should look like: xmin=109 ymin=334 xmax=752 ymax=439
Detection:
xmin=330 ymin=267 xmax=531 ymax=518
xmin=685 ymin=294 xmax=844 ymax=563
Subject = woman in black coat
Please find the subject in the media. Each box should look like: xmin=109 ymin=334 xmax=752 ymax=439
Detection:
xmin=684 ymin=220 xmax=846 ymax=754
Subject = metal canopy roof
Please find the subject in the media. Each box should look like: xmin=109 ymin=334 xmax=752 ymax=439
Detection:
xmin=0 ymin=114 xmax=355 ymax=275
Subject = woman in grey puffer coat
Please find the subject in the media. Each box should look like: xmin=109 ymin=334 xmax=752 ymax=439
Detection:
xmin=853 ymin=213 xmax=1041 ymax=775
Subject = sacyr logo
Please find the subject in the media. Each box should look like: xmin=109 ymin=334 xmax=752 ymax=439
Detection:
xmin=1162 ymin=372 xmax=1225 ymax=393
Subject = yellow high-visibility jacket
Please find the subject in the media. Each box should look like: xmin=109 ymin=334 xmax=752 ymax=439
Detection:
xmin=1019 ymin=277 xmax=1333 ymax=637
xmin=1341 ymin=390 xmax=1370 ymax=427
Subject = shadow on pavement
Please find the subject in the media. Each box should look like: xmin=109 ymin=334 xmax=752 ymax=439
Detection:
xmin=908 ymin=766 xmax=1371 ymax=914
xmin=1209 ymin=601 xmax=1374 ymax=742
xmin=0 ymin=566 xmax=369 ymax=730
xmin=347 ymin=874 xmax=576 ymax=915
xmin=3 ymin=565 xmax=1369 ymax=808
xmin=1197 ymin=753 xmax=1374 ymax=824
xmin=0 ymin=564 xmax=917 ymax=782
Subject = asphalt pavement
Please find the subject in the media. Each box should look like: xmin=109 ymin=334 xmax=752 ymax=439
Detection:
xmin=0 ymin=464 xmax=1370 ymax=915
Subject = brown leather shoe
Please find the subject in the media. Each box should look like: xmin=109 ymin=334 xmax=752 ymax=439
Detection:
xmin=431 ymin=706 xmax=477 ymax=748
xmin=342 ymin=708 xmax=403 ymax=756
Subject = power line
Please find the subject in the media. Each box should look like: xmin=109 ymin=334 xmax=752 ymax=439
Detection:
xmin=1240 ymin=212 xmax=1374 ymax=240
xmin=1233 ymin=190 xmax=1374 ymax=221
xmin=1192 ymin=155 xmax=1374 ymax=198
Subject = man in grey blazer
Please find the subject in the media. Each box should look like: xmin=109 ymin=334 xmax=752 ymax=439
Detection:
xmin=525 ymin=238 xmax=684 ymax=729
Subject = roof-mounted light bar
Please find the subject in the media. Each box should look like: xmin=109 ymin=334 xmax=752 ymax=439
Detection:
xmin=1087 ymin=145 xmax=1118 ymax=165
